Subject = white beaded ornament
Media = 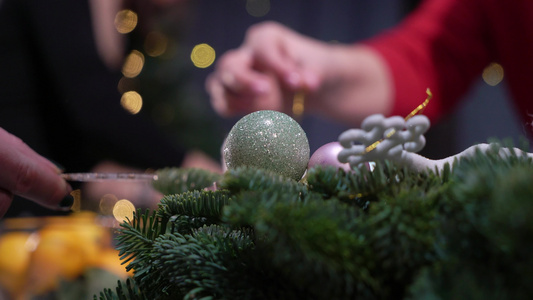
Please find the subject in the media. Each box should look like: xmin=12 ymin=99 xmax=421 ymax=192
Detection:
xmin=337 ymin=89 xmax=533 ymax=172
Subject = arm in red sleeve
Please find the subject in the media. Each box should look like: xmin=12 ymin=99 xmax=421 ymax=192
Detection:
xmin=365 ymin=0 xmax=494 ymax=121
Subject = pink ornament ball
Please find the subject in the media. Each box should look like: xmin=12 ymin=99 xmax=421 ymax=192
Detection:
xmin=308 ymin=142 xmax=352 ymax=172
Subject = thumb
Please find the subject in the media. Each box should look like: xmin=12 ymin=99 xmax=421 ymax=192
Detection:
xmin=0 ymin=128 xmax=73 ymax=212
xmin=0 ymin=189 xmax=13 ymax=218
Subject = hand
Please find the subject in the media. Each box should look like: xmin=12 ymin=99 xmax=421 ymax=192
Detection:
xmin=0 ymin=128 xmax=73 ymax=217
xmin=207 ymin=21 xmax=322 ymax=117
xmin=206 ymin=21 xmax=393 ymax=125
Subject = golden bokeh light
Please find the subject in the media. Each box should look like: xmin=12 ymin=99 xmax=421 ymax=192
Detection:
xmin=121 ymin=91 xmax=143 ymax=114
xmin=246 ymin=0 xmax=271 ymax=17
xmin=144 ymin=31 xmax=169 ymax=57
xmin=292 ymin=91 xmax=305 ymax=119
xmin=122 ymin=50 xmax=145 ymax=78
xmin=190 ymin=43 xmax=216 ymax=68
xmin=482 ymin=62 xmax=504 ymax=86
xmin=114 ymin=9 xmax=138 ymax=34
xmin=112 ymin=199 xmax=136 ymax=223
xmin=70 ymin=189 xmax=82 ymax=212
xmin=99 ymin=194 xmax=119 ymax=215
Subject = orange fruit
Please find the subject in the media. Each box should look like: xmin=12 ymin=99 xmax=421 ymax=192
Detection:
xmin=0 ymin=231 xmax=34 ymax=298
xmin=25 ymin=227 xmax=87 ymax=295
xmin=25 ymin=213 xmax=112 ymax=295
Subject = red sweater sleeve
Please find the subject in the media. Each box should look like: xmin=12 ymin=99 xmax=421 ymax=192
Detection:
xmin=365 ymin=0 xmax=494 ymax=121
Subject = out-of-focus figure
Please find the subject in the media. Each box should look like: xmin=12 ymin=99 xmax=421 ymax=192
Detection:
xmin=0 ymin=0 xmax=222 ymax=217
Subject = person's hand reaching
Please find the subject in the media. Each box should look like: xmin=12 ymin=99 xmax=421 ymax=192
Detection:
xmin=206 ymin=21 xmax=393 ymax=125
xmin=0 ymin=128 xmax=73 ymax=217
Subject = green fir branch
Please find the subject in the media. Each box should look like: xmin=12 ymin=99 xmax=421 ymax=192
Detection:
xmin=100 ymin=142 xmax=533 ymax=300
xmin=415 ymin=144 xmax=533 ymax=300
xmin=157 ymin=190 xmax=231 ymax=220
xmin=156 ymin=190 xmax=232 ymax=235
xmin=153 ymin=168 xmax=223 ymax=195
xmin=219 ymin=166 xmax=308 ymax=195
xmin=146 ymin=225 xmax=256 ymax=299
xmin=95 ymin=278 xmax=147 ymax=300
xmin=116 ymin=210 xmax=165 ymax=269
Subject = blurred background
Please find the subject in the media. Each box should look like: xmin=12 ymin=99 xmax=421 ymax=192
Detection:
xmin=162 ymin=0 xmax=526 ymax=160
xmin=0 ymin=1 xmax=528 ymax=298
xmin=0 ymin=0 xmax=526 ymax=216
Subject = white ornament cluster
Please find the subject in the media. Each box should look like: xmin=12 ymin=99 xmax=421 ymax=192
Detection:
xmin=337 ymin=114 xmax=533 ymax=172
xmin=338 ymin=114 xmax=429 ymax=169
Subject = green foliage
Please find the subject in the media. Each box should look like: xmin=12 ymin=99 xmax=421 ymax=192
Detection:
xmin=157 ymin=190 xmax=231 ymax=235
xmin=220 ymin=166 xmax=308 ymax=195
xmin=96 ymin=279 xmax=146 ymax=300
xmin=148 ymin=225 xmax=256 ymax=299
xmin=100 ymin=145 xmax=533 ymax=299
xmin=410 ymin=145 xmax=533 ymax=300
xmin=153 ymin=168 xmax=223 ymax=195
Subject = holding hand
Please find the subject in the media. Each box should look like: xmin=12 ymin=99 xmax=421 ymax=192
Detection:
xmin=0 ymin=128 xmax=73 ymax=217
xmin=206 ymin=21 xmax=394 ymax=125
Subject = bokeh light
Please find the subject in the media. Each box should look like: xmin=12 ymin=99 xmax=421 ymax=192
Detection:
xmin=99 ymin=194 xmax=119 ymax=215
xmin=246 ymin=0 xmax=271 ymax=17
xmin=70 ymin=189 xmax=82 ymax=212
xmin=122 ymin=50 xmax=145 ymax=78
xmin=121 ymin=91 xmax=143 ymax=114
xmin=112 ymin=199 xmax=136 ymax=223
xmin=482 ymin=62 xmax=504 ymax=86
xmin=144 ymin=31 xmax=169 ymax=57
xmin=292 ymin=91 xmax=305 ymax=118
xmin=190 ymin=43 xmax=216 ymax=68
xmin=114 ymin=9 xmax=138 ymax=34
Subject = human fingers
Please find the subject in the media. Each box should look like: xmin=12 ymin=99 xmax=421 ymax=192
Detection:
xmin=243 ymin=22 xmax=323 ymax=92
xmin=206 ymin=69 xmax=256 ymax=116
xmin=242 ymin=23 xmax=302 ymax=88
xmin=206 ymin=72 xmax=232 ymax=116
xmin=207 ymin=71 xmax=285 ymax=116
xmin=18 ymin=143 xmax=63 ymax=173
xmin=0 ymin=188 xmax=13 ymax=218
xmin=0 ymin=128 xmax=62 ymax=175
xmin=215 ymin=49 xmax=272 ymax=95
xmin=207 ymin=22 xmax=323 ymax=116
xmin=207 ymin=49 xmax=285 ymax=116
xmin=0 ymin=128 xmax=73 ymax=211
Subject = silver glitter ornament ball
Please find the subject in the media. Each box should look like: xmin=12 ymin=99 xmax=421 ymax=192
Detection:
xmin=223 ymin=110 xmax=310 ymax=181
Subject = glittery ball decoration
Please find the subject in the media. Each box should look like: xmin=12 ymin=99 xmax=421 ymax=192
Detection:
xmin=308 ymin=142 xmax=352 ymax=172
xmin=308 ymin=141 xmax=375 ymax=172
xmin=223 ymin=110 xmax=310 ymax=181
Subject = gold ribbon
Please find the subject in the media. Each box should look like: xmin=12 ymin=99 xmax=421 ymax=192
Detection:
xmin=364 ymin=88 xmax=432 ymax=153
xmin=292 ymin=91 xmax=305 ymax=121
